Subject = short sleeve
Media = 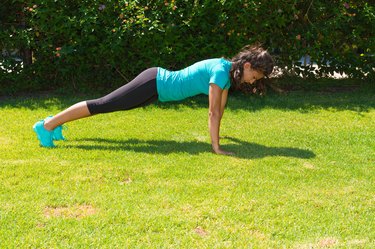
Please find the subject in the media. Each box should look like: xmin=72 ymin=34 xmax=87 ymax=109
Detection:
xmin=209 ymin=67 xmax=230 ymax=90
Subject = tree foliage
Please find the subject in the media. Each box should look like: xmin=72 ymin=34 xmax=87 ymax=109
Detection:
xmin=1 ymin=0 xmax=374 ymax=94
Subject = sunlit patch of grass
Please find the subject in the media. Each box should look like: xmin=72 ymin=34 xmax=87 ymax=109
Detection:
xmin=0 ymin=84 xmax=374 ymax=248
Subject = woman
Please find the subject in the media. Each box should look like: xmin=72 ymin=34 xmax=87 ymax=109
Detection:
xmin=33 ymin=44 xmax=274 ymax=155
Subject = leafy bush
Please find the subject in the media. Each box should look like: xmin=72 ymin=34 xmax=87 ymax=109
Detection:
xmin=1 ymin=0 xmax=374 ymax=94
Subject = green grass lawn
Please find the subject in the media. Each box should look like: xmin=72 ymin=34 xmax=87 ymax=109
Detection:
xmin=0 ymin=81 xmax=374 ymax=248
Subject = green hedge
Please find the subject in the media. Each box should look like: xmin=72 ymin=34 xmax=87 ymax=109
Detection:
xmin=1 ymin=0 xmax=374 ymax=94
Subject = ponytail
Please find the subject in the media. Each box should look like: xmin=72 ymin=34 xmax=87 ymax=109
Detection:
xmin=230 ymin=44 xmax=274 ymax=93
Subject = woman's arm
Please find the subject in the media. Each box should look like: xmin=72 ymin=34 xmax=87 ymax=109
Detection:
xmin=220 ymin=89 xmax=228 ymax=120
xmin=208 ymin=84 xmax=233 ymax=155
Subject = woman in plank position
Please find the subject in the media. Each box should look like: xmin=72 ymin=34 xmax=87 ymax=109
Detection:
xmin=33 ymin=44 xmax=274 ymax=155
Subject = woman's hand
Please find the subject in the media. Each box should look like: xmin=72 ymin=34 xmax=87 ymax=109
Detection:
xmin=212 ymin=147 xmax=235 ymax=156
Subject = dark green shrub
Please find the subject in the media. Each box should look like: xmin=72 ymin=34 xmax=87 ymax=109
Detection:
xmin=1 ymin=0 xmax=373 ymax=94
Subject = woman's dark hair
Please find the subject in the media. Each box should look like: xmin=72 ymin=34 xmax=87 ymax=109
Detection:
xmin=230 ymin=44 xmax=274 ymax=94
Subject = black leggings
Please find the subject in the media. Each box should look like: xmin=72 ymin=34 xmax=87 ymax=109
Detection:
xmin=86 ymin=67 xmax=158 ymax=115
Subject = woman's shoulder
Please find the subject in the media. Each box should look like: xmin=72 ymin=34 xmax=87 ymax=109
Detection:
xmin=183 ymin=58 xmax=231 ymax=74
xmin=199 ymin=58 xmax=231 ymax=68
xmin=208 ymin=58 xmax=232 ymax=72
xmin=201 ymin=58 xmax=230 ymax=63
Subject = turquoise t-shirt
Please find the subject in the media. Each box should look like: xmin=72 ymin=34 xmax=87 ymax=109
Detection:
xmin=156 ymin=58 xmax=232 ymax=102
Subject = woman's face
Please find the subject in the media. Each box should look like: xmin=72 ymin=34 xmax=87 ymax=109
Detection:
xmin=241 ymin=62 xmax=264 ymax=84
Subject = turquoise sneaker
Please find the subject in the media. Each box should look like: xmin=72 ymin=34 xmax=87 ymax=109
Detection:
xmin=33 ymin=120 xmax=55 ymax=148
xmin=53 ymin=125 xmax=66 ymax=141
xmin=45 ymin=116 xmax=66 ymax=141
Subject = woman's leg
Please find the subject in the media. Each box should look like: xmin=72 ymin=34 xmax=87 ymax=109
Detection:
xmin=44 ymin=101 xmax=91 ymax=131
xmin=43 ymin=67 xmax=158 ymax=131
xmin=33 ymin=67 xmax=158 ymax=147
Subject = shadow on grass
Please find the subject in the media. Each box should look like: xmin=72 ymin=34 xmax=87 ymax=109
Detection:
xmin=63 ymin=136 xmax=315 ymax=160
